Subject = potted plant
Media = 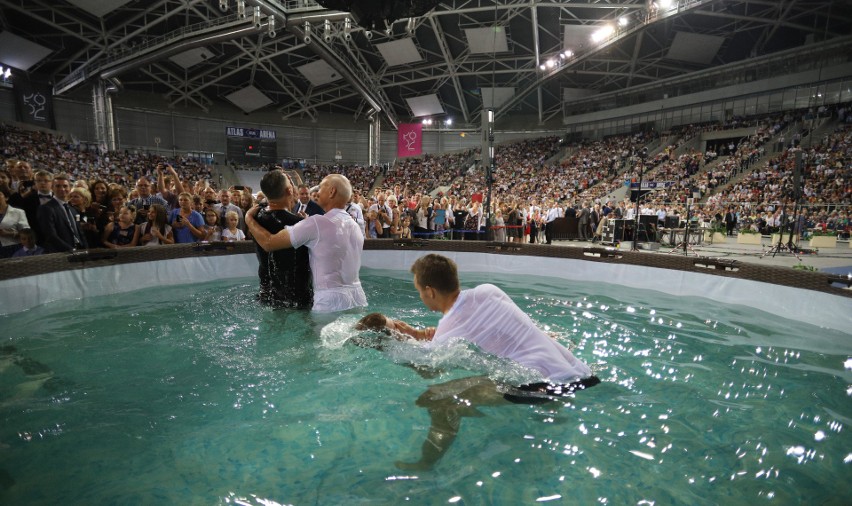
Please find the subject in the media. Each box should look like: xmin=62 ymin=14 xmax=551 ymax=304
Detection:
xmin=736 ymin=228 xmax=762 ymax=245
xmin=809 ymin=230 xmax=837 ymax=248
xmin=704 ymin=225 xmax=727 ymax=244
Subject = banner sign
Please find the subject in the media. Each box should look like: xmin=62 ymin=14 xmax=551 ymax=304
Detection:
xmin=225 ymin=126 xmax=276 ymax=139
xmin=397 ymin=123 xmax=422 ymax=158
xmin=629 ymin=181 xmax=674 ymax=190
xmin=14 ymin=78 xmax=55 ymax=129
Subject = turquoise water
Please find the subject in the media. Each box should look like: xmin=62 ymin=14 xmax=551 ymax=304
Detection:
xmin=1 ymin=269 xmax=850 ymax=505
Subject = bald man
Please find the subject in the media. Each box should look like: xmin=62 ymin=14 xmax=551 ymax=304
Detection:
xmin=246 ymin=174 xmax=367 ymax=313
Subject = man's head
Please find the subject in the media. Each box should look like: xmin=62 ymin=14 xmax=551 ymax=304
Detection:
xmin=136 ymin=177 xmax=153 ymax=197
xmin=52 ymin=173 xmax=73 ymax=201
xmin=219 ymin=189 xmax=231 ymax=205
xmin=260 ymin=169 xmax=292 ymax=201
xmin=410 ymin=254 xmax=460 ymax=312
xmin=297 ymin=184 xmax=311 ymax=204
xmin=316 ymin=174 xmax=353 ymax=211
xmin=34 ymin=170 xmax=53 ymax=193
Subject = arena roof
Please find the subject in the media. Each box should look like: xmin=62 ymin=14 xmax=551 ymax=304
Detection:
xmin=1 ymin=0 xmax=850 ymax=129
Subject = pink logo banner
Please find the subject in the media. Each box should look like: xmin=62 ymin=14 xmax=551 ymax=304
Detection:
xmin=397 ymin=123 xmax=422 ymax=158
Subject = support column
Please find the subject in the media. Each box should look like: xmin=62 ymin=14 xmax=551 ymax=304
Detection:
xmin=92 ymin=80 xmax=117 ymax=152
xmin=369 ymin=117 xmax=381 ymax=167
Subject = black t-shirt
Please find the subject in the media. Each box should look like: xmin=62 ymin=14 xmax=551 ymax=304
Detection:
xmin=452 ymin=210 xmax=468 ymax=230
xmin=254 ymin=207 xmax=312 ymax=309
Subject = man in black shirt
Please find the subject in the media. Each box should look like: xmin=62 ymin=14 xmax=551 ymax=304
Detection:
xmin=254 ymin=169 xmax=312 ymax=308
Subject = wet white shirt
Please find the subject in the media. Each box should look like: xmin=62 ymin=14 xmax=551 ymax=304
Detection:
xmin=429 ymin=284 xmax=592 ymax=382
xmin=288 ymin=207 xmax=368 ymax=312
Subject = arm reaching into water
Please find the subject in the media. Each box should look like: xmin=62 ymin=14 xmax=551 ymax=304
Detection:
xmin=356 ymin=313 xmax=435 ymax=341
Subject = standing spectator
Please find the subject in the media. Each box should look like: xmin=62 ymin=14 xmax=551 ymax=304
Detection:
xmin=37 ymin=173 xmax=87 ymax=253
xmin=221 ymin=211 xmax=246 ymax=241
xmin=293 ymin=184 xmax=324 ymax=216
xmin=68 ymin=187 xmax=101 ymax=249
xmin=140 ymin=204 xmax=174 ymax=246
xmin=201 ymin=208 xmax=222 ymax=241
xmin=128 ymin=176 xmax=168 ymax=225
xmin=169 ymin=192 xmax=205 ymax=243
xmin=216 ymin=189 xmax=244 ymax=231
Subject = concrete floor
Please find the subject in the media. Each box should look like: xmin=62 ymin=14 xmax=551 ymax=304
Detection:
xmin=550 ymin=235 xmax=852 ymax=274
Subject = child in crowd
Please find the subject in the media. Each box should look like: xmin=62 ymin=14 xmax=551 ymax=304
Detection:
xmin=399 ymin=216 xmax=413 ymax=239
xmin=12 ymin=228 xmax=44 ymax=257
xmin=140 ymin=204 xmax=174 ymax=246
xmin=202 ymin=209 xmax=221 ymax=241
xmin=221 ymin=210 xmax=245 ymax=241
xmin=433 ymin=201 xmax=447 ymax=239
xmin=103 ymin=204 xmax=140 ymax=248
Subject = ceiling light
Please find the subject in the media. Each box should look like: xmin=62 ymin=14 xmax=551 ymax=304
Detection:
xmin=618 ymin=16 xmax=629 ymax=27
xmin=591 ymin=25 xmax=615 ymax=44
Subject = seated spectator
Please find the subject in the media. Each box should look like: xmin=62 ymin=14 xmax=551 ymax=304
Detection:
xmin=102 ymin=204 xmax=140 ymax=248
xmin=139 ymin=204 xmax=174 ymax=246
xmin=11 ymin=228 xmax=43 ymax=257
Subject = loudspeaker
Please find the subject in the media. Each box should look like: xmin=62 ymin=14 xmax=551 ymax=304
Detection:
xmin=664 ymin=215 xmax=680 ymax=228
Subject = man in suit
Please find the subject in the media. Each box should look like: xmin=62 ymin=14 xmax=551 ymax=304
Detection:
xmin=724 ymin=207 xmax=737 ymax=236
xmin=9 ymin=170 xmax=53 ymax=246
xmin=293 ymin=184 xmax=325 ymax=216
xmin=577 ymin=201 xmax=590 ymax=240
xmin=37 ymin=173 xmax=87 ymax=253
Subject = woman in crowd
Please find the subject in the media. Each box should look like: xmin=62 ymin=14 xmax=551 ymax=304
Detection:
xmin=139 ymin=204 xmax=174 ymax=246
xmin=0 ymin=187 xmax=29 ymax=258
xmin=99 ymin=187 xmax=127 ymax=234
xmin=169 ymin=192 xmax=205 ymax=243
xmin=465 ymin=200 xmax=483 ymax=241
xmin=90 ymin=179 xmax=110 ymax=211
xmin=414 ymin=195 xmax=431 ymax=238
xmin=68 ymin=187 xmax=101 ymax=248
xmin=493 ymin=205 xmax=507 ymax=242
xmin=388 ymin=195 xmax=401 ymax=239
xmin=102 ymin=204 xmax=140 ymax=248
xmin=365 ymin=209 xmax=383 ymax=238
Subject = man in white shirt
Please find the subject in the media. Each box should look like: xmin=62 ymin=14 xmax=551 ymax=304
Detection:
xmin=246 ymin=174 xmax=367 ymax=313
xmin=358 ymin=254 xmax=598 ymax=470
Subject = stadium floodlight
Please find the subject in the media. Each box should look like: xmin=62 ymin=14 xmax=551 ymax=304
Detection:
xmin=219 ymin=0 xmax=228 ymax=13
xmin=237 ymin=0 xmax=245 ymax=18
xmin=268 ymin=16 xmax=276 ymax=38
xmin=343 ymin=18 xmax=352 ymax=41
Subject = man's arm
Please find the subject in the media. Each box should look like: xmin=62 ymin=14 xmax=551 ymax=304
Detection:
xmin=246 ymin=205 xmax=293 ymax=251
xmin=389 ymin=319 xmax=435 ymax=341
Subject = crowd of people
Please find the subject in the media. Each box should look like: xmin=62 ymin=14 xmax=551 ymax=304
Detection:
xmin=1 ymin=101 xmax=850 ymax=258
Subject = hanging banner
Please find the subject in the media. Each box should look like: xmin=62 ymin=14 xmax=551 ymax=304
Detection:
xmin=397 ymin=123 xmax=422 ymax=158
xmin=14 ymin=77 xmax=56 ymax=129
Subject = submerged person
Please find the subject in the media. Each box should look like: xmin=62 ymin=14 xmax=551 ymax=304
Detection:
xmin=246 ymin=173 xmax=367 ymax=313
xmin=360 ymin=253 xmax=599 ymax=470
xmin=251 ymin=169 xmax=312 ymax=309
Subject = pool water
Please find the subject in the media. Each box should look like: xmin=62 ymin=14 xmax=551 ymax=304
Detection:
xmin=1 ymin=269 xmax=850 ymax=505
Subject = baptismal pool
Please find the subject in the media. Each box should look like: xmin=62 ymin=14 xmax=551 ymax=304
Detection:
xmin=1 ymin=267 xmax=850 ymax=505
